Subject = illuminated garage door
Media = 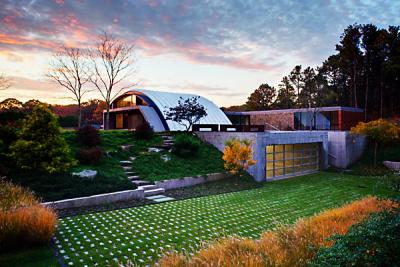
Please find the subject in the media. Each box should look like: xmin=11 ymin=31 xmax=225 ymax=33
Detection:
xmin=266 ymin=143 xmax=319 ymax=179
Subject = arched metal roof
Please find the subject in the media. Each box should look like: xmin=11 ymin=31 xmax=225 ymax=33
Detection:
xmin=128 ymin=89 xmax=232 ymax=131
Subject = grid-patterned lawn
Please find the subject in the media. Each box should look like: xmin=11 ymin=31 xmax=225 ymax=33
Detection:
xmin=55 ymin=172 xmax=393 ymax=266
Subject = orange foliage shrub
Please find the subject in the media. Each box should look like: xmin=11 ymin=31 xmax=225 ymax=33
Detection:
xmin=0 ymin=180 xmax=57 ymax=250
xmin=222 ymin=138 xmax=256 ymax=175
xmin=157 ymin=196 xmax=398 ymax=267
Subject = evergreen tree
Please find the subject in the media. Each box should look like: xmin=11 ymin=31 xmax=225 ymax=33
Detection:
xmin=10 ymin=104 xmax=75 ymax=173
xmin=246 ymin=83 xmax=276 ymax=111
xmin=275 ymin=76 xmax=296 ymax=109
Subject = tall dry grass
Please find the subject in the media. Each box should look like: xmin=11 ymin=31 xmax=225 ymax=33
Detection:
xmin=0 ymin=179 xmax=57 ymax=250
xmin=157 ymin=196 xmax=398 ymax=267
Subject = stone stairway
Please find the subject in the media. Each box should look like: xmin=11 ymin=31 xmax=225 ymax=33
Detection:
xmin=119 ymin=147 xmax=174 ymax=202
xmin=157 ymin=133 xmax=175 ymax=149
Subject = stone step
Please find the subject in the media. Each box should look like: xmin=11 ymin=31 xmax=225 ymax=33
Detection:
xmin=129 ymin=156 xmax=137 ymax=161
xmin=122 ymin=166 xmax=132 ymax=171
xmin=132 ymin=180 xmax=152 ymax=186
xmin=144 ymin=188 xmax=165 ymax=196
xmin=121 ymin=145 xmax=134 ymax=151
xmin=125 ymin=171 xmax=137 ymax=175
xmin=152 ymin=196 xmax=175 ymax=202
xmin=145 ymin=194 xmax=175 ymax=202
xmin=138 ymin=184 xmax=158 ymax=191
xmin=127 ymin=175 xmax=141 ymax=180
xmin=120 ymin=160 xmax=132 ymax=165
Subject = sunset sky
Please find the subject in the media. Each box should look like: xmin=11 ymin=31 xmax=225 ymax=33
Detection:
xmin=0 ymin=0 xmax=399 ymax=107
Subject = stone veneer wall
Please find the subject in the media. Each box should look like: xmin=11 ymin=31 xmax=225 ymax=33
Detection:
xmin=196 ymin=131 xmax=329 ymax=182
xmin=249 ymin=112 xmax=294 ymax=130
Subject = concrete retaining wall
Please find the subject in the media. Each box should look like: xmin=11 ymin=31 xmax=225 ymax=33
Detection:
xmin=328 ymin=131 xmax=367 ymax=169
xmin=155 ymin=172 xmax=230 ymax=190
xmin=42 ymin=189 xmax=144 ymax=210
xmin=196 ymin=131 xmax=329 ymax=182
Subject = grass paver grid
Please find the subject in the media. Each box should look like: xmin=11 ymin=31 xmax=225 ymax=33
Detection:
xmin=55 ymin=173 xmax=391 ymax=266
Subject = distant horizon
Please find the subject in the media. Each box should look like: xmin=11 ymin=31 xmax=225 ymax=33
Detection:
xmin=1 ymin=0 xmax=399 ymax=106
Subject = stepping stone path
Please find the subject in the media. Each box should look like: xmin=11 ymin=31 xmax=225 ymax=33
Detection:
xmin=157 ymin=133 xmax=175 ymax=149
xmin=119 ymin=145 xmax=175 ymax=203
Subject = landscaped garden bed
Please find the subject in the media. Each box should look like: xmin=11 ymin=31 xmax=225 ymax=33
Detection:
xmin=52 ymin=172 xmax=396 ymax=266
xmin=9 ymin=130 xmax=144 ymax=201
xmin=9 ymin=130 xmax=227 ymax=201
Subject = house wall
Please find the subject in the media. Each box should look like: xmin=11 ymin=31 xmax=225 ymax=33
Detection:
xmin=328 ymin=131 xmax=367 ymax=168
xmin=196 ymin=131 xmax=329 ymax=182
xmin=249 ymin=112 xmax=294 ymax=130
xmin=339 ymin=111 xmax=364 ymax=130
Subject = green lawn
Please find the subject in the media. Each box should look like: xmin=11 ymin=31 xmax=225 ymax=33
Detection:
xmin=53 ymin=172 xmax=396 ymax=266
xmin=0 ymin=246 xmax=59 ymax=267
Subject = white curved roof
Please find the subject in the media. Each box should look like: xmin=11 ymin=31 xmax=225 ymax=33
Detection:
xmin=132 ymin=89 xmax=232 ymax=131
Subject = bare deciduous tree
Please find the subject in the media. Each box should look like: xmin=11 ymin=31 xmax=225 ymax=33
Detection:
xmin=89 ymin=32 xmax=135 ymax=130
xmin=0 ymin=73 xmax=11 ymax=90
xmin=47 ymin=47 xmax=91 ymax=128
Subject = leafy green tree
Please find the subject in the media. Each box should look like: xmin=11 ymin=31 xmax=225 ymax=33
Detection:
xmin=246 ymin=83 xmax=276 ymax=111
xmin=164 ymin=96 xmax=207 ymax=131
xmin=351 ymin=119 xmax=400 ymax=166
xmin=10 ymin=104 xmax=76 ymax=173
xmin=297 ymin=67 xmax=317 ymax=108
xmin=275 ymin=76 xmax=296 ymax=109
xmin=288 ymin=65 xmax=304 ymax=106
xmin=336 ymin=24 xmax=363 ymax=108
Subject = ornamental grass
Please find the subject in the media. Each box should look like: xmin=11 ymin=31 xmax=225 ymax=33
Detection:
xmin=0 ymin=180 xmax=57 ymax=250
xmin=157 ymin=196 xmax=398 ymax=267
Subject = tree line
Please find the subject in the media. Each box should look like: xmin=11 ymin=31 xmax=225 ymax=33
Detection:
xmin=0 ymin=98 xmax=105 ymax=127
xmin=231 ymin=24 xmax=400 ymax=121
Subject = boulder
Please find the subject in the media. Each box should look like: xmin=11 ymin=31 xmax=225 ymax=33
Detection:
xmin=148 ymin=147 xmax=163 ymax=153
xmin=383 ymin=161 xmax=400 ymax=171
xmin=72 ymin=170 xmax=97 ymax=180
xmin=161 ymin=154 xmax=171 ymax=162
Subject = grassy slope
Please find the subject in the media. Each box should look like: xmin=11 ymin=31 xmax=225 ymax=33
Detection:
xmin=10 ymin=130 xmax=140 ymax=202
xmin=133 ymin=140 xmax=225 ymax=182
xmin=9 ymin=130 xmax=226 ymax=200
xmin=350 ymin=144 xmax=400 ymax=176
xmin=54 ymin=172 xmax=396 ymax=266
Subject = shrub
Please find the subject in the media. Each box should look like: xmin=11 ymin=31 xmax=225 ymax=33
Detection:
xmin=0 ymin=124 xmax=18 ymax=147
xmin=0 ymin=180 xmax=57 ymax=250
xmin=351 ymin=119 xmax=400 ymax=166
xmin=10 ymin=104 xmax=76 ymax=173
xmin=58 ymin=115 xmax=78 ymax=128
xmin=379 ymin=172 xmax=400 ymax=192
xmin=172 ymin=134 xmax=201 ymax=158
xmin=0 ymin=125 xmax=17 ymax=175
xmin=157 ymin=196 xmax=398 ymax=267
xmin=78 ymin=125 xmax=101 ymax=147
xmin=311 ymin=209 xmax=400 ymax=266
xmin=135 ymin=121 xmax=154 ymax=140
xmin=223 ymin=138 xmax=256 ymax=175
xmin=77 ymin=146 xmax=103 ymax=165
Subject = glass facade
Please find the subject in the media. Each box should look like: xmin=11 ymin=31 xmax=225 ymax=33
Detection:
xmin=114 ymin=95 xmax=148 ymax=108
xmin=266 ymin=143 xmax=319 ymax=179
